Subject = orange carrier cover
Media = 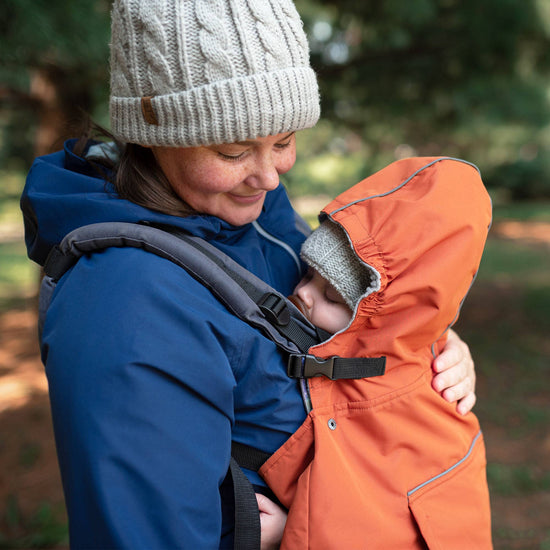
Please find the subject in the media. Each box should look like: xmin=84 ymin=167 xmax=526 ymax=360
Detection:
xmin=260 ymin=158 xmax=493 ymax=549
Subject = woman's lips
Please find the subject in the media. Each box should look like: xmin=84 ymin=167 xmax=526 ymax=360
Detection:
xmin=228 ymin=191 xmax=265 ymax=205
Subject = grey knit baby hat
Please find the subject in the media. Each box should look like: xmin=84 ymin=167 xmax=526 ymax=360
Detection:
xmin=300 ymin=220 xmax=378 ymax=310
xmin=109 ymin=0 xmax=320 ymax=147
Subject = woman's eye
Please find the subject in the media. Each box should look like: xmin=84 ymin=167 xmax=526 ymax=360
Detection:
xmin=275 ymin=140 xmax=292 ymax=149
xmin=275 ymin=132 xmax=295 ymax=150
xmin=217 ymin=151 xmax=246 ymax=161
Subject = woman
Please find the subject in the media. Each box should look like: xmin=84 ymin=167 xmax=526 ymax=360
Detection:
xmin=22 ymin=1 xmax=476 ymax=548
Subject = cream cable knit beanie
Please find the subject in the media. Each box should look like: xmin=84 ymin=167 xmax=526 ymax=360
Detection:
xmin=300 ymin=220 xmax=378 ymax=310
xmin=109 ymin=0 xmax=320 ymax=147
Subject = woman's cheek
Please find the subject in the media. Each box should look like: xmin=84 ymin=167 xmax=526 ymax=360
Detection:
xmin=279 ymin=149 xmax=296 ymax=174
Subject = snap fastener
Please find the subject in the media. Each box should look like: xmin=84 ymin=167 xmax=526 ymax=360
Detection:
xmin=328 ymin=418 xmax=337 ymax=430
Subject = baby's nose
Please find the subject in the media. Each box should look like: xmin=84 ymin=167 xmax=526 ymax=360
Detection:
xmin=296 ymin=283 xmax=313 ymax=308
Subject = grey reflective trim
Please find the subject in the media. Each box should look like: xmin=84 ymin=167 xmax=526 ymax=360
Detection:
xmin=328 ymin=158 xmax=480 ymax=217
xmin=407 ymin=430 xmax=483 ymax=497
xmin=252 ymin=220 xmax=302 ymax=274
xmin=293 ymin=211 xmax=313 ymax=238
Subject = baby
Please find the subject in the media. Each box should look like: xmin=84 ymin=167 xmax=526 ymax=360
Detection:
xmin=291 ymin=219 xmax=371 ymax=335
xmin=261 ymin=157 xmax=493 ymax=549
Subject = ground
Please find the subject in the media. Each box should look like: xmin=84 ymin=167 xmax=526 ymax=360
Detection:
xmin=0 ymin=219 xmax=549 ymax=549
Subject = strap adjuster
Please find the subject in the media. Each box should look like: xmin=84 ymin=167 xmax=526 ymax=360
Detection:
xmin=258 ymin=292 xmax=290 ymax=326
xmin=288 ymin=354 xmax=387 ymax=380
xmin=288 ymin=354 xmax=335 ymax=379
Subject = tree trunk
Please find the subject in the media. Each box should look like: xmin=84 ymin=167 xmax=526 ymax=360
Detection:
xmin=30 ymin=65 xmax=93 ymax=157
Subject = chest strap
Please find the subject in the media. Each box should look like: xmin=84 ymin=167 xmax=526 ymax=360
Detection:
xmin=288 ymin=354 xmax=386 ymax=380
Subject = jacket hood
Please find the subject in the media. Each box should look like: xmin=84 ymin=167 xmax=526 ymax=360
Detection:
xmin=21 ymin=139 xmax=297 ymax=266
xmin=310 ymin=157 xmax=492 ymax=366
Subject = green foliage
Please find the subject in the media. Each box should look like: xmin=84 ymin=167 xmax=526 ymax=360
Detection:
xmin=0 ymin=0 xmax=111 ymax=110
xmin=0 ymin=171 xmax=38 ymax=306
xmin=0 ymin=0 xmax=111 ymax=163
xmin=0 ymin=0 xmax=111 ymax=71
xmin=0 ymin=497 xmax=68 ymax=549
xmin=493 ymin=201 xmax=550 ymax=221
xmin=487 ymin=463 xmax=550 ymax=496
xmin=485 ymin=158 xmax=550 ymax=200
xmin=3 ymin=0 xmax=550 ymax=196
xmin=296 ymin=0 xmax=550 ymax=198
xmin=476 ymin=238 xmax=550 ymax=285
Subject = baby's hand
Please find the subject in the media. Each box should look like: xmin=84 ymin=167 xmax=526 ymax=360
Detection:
xmin=256 ymin=493 xmax=287 ymax=550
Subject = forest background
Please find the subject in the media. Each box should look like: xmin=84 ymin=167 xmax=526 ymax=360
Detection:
xmin=0 ymin=0 xmax=549 ymax=548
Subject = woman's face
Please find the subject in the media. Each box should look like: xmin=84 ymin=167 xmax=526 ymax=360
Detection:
xmin=151 ymin=132 xmax=297 ymax=226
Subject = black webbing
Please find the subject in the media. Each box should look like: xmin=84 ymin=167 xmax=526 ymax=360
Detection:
xmin=274 ymin=314 xmax=319 ymax=353
xmin=331 ymin=356 xmax=386 ymax=379
xmin=287 ymin=354 xmax=386 ymax=380
xmin=43 ymin=245 xmax=79 ymax=281
xmin=231 ymin=441 xmax=271 ymax=473
xmin=229 ymin=457 xmax=261 ymax=550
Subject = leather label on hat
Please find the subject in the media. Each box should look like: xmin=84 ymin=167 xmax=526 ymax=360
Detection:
xmin=141 ymin=96 xmax=159 ymax=125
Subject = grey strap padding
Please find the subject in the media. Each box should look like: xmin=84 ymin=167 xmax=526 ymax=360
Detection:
xmin=40 ymin=221 xmax=320 ymax=355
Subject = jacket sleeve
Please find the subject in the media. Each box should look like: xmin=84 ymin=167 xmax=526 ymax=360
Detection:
xmin=42 ymin=247 xmax=240 ymax=549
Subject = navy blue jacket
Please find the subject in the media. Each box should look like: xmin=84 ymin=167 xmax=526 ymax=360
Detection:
xmin=21 ymin=140 xmax=310 ymax=549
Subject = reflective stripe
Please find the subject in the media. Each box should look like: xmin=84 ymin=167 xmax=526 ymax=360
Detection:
xmin=328 ymin=158 xmax=480 ymax=217
xmin=407 ymin=430 xmax=483 ymax=497
xmin=252 ymin=220 xmax=302 ymax=274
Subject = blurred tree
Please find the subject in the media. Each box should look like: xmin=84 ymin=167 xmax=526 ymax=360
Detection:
xmin=1 ymin=0 xmax=550 ymax=199
xmin=0 ymin=0 xmax=111 ymax=160
xmin=295 ymin=0 xmax=550 ymax=198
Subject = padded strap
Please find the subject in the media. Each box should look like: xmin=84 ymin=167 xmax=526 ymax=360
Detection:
xmin=151 ymin=223 xmax=321 ymax=354
xmin=40 ymin=222 xmax=322 ymax=359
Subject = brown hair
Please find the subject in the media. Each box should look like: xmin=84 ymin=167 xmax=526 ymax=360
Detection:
xmin=115 ymin=144 xmax=195 ymax=217
xmin=74 ymin=121 xmax=195 ymax=217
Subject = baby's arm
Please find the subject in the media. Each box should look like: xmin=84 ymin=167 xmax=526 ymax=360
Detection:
xmin=432 ymin=329 xmax=476 ymax=415
xmin=256 ymin=493 xmax=287 ymax=550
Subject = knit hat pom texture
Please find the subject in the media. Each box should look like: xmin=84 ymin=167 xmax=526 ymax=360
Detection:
xmin=109 ymin=0 xmax=320 ymax=147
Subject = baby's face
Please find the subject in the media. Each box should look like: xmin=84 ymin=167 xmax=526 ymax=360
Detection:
xmin=292 ymin=268 xmax=352 ymax=334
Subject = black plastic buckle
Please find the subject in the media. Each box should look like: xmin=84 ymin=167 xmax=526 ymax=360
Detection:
xmin=287 ymin=354 xmax=335 ymax=379
xmin=258 ymin=292 xmax=290 ymax=326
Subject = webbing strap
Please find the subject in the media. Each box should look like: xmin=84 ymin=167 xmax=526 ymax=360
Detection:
xmin=43 ymin=245 xmax=79 ymax=281
xmin=231 ymin=441 xmax=271 ymax=473
xmin=150 ymin=223 xmax=320 ymax=354
xmin=288 ymin=354 xmax=386 ymax=380
xmin=229 ymin=457 xmax=261 ymax=550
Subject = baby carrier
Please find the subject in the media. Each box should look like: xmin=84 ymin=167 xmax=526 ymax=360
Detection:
xmin=38 ymin=219 xmax=386 ymax=550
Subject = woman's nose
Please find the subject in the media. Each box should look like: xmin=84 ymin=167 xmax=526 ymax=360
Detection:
xmin=246 ymin=155 xmax=280 ymax=191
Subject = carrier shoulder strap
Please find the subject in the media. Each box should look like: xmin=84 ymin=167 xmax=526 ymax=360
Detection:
xmin=41 ymin=221 xmax=319 ymax=356
xmin=41 ymin=221 xmax=386 ymax=381
xmin=39 ymin=221 xmax=385 ymax=550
